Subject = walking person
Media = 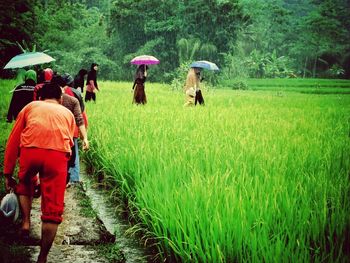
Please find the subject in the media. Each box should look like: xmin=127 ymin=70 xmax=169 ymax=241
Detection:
xmin=73 ymin=69 xmax=88 ymax=93
xmin=3 ymin=82 xmax=76 ymax=263
xmin=85 ymin=63 xmax=99 ymax=102
xmin=132 ymin=64 xmax=148 ymax=104
xmin=183 ymin=67 xmax=203 ymax=106
xmin=60 ymin=74 xmax=89 ymax=184
xmin=6 ymin=69 xmax=37 ymax=122
xmin=52 ymin=75 xmax=89 ymax=184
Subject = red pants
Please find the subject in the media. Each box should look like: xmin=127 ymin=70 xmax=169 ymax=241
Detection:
xmin=15 ymin=147 xmax=69 ymax=223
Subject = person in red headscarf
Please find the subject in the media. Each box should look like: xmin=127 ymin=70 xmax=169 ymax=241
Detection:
xmin=33 ymin=68 xmax=54 ymax=101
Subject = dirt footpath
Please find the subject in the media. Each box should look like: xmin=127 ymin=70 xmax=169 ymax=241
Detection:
xmin=0 ymin=184 xmax=120 ymax=263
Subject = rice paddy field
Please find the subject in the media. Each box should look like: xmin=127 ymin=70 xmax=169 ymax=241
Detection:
xmin=0 ymin=80 xmax=17 ymax=184
xmin=82 ymin=79 xmax=350 ymax=262
xmin=1 ymin=78 xmax=350 ymax=262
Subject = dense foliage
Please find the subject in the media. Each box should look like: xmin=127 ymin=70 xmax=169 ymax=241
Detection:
xmin=0 ymin=0 xmax=349 ymax=81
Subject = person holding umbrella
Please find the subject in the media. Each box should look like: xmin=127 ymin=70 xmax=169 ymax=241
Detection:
xmin=184 ymin=67 xmax=202 ymax=107
xmin=130 ymin=55 xmax=159 ymax=105
xmin=132 ymin=64 xmax=148 ymax=104
xmin=184 ymin=61 xmax=220 ymax=106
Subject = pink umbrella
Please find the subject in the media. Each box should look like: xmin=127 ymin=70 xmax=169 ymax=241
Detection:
xmin=130 ymin=55 xmax=160 ymax=65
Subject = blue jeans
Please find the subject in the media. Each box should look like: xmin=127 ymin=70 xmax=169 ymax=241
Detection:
xmin=69 ymin=138 xmax=80 ymax=182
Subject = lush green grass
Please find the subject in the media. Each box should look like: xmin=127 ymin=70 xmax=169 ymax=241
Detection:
xmin=221 ymin=78 xmax=350 ymax=94
xmin=246 ymin=78 xmax=350 ymax=88
xmin=0 ymin=80 xmax=17 ymax=196
xmin=81 ymin=79 xmax=350 ymax=262
xmin=1 ymin=79 xmax=349 ymax=262
xmin=0 ymin=80 xmax=32 ymax=262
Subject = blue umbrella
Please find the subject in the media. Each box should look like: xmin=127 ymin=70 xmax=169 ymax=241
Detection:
xmin=4 ymin=52 xmax=55 ymax=69
xmin=190 ymin=60 xmax=219 ymax=71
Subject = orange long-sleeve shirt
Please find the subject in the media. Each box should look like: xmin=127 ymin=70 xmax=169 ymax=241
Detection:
xmin=3 ymin=100 xmax=75 ymax=175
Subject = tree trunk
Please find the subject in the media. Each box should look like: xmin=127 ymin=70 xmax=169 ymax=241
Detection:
xmin=313 ymin=56 xmax=317 ymax=78
xmin=303 ymin=57 xmax=308 ymax=78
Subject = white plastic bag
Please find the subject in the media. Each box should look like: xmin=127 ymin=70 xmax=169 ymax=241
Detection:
xmin=0 ymin=192 xmax=19 ymax=223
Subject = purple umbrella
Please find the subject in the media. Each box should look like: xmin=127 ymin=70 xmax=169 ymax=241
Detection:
xmin=130 ymin=55 xmax=160 ymax=65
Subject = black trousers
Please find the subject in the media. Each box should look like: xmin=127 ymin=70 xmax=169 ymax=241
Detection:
xmin=195 ymin=90 xmax=204 ymax=105
xmin=85 ymin=91 xmax=96 ymax=102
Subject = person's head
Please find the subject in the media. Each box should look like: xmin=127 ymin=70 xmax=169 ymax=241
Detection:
xmin=51 ymin=75 xmax=66 ymax=88
xmin=189 ymin=67 xmax=201 ymax=80
xmin=135 ymin=64 xmax=148 ymax=79
xmin=78 ymin=69 xmax=88 ymax=76
xmin=194 ymin=68 xmax=202 ymax=80
xmin=138 ymin=64 xmax=148 ymax=72
xmin=191 ymin=67 xmax=201 ymax=75
xmin=43 ymin=68 xmax=54 ymax=82
xmin=91 ymin=63 xmax=98 ymax=71
xmin=40 ymin=82 xmax=62 ymax=101
xmin=61 ymin=73 xmax=74 ymax=87
xmin=24 ymin=70 xmax=37 ymax=84
xmin=36 ymin=69 xmax=44 ymax=84
xmin=195 ymin=67 xmax=201 ymax=73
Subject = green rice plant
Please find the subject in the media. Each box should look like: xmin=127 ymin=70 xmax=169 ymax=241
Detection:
xmin=220 ymin=78 xmax=350 ymax=94
xmin=0 ymin=80 xmax=17 ymax=195
xmin=0 ymin=78 xmax=344 ymax=262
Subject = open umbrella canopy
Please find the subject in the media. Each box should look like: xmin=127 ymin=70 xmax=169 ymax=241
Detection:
xmin=3 ymin=52 xmax=55 ymax=69
xmin=131 ymin=55 xmax=160 ymax=65
xmin=190 ymin=60 xmax=219 ymax=71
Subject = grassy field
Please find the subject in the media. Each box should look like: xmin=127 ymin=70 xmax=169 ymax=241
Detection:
xmin=0 ymin=80 xmax=33 ymax=261
xmin=0 ymin=80 xmax=17 ymax=193
xmin=221 ymin=78 xmax=350 ymax=94
xmin=1 ymin=78 xmax=350 ymax=262
xmin=81 ymin=79 xmax=350 ymax=262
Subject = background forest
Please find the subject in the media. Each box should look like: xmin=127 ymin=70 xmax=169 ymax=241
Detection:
xmin=0 ymin=0 xmax=349 ymax=83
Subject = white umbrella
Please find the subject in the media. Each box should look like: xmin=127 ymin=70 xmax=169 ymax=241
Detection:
xmin=4 ymin=52 xmax=55 ymax=69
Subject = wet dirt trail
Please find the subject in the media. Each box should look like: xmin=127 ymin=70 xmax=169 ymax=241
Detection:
xmin=0 ymin=166 xmax=151 ymax=263
xmin=80 ymin=172 xmax=149 ymax=263
xmin=25 ymin=184 xmax=117 ymax=263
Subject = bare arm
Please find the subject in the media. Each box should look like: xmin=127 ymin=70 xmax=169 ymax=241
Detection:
xmin=3 ymin=109 xmax=26 ymax=191
xmin=78 ymin=125 xmax=89 ymax=150
xmin=132 ymin=79 xmax=137 ymax=90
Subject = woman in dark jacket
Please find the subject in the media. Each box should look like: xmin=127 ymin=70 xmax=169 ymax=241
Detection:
xmin=85 ymin=63 xmax=99 ymax=102
xmin=7 ymin=70 xmax=37 ymax=122
xmin=73 ymin=69 xmax=88 ymax=93
xmin=132 ymin=64 xmax=148 ymax=104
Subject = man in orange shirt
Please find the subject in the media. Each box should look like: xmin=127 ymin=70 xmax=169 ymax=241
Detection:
xmin=3 ymin=83 xmax=75 ymax=263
